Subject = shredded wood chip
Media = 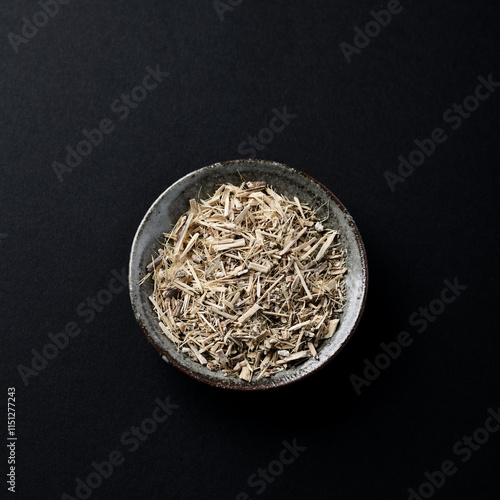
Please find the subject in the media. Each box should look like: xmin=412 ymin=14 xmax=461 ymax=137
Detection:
xmin=143 ymin=182 xmax=346 ymax=381
xmin=325 ymin=318 xmax=340 ymax=339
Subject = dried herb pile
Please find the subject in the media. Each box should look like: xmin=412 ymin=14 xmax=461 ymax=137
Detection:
xmin=144 ymin=181 xmax=346 ymax=382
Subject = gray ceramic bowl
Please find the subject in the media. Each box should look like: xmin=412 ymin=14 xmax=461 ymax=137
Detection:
xmin=129 ymin=160 xmax=368 ymax=390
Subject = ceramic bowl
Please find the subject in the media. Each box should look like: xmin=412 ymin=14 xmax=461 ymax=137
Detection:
xmin=129 ymin=159 xmax=368 ymax=390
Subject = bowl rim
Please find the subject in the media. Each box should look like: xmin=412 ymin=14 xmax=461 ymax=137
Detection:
xmin=129 ymin=159 xmax=368 ymax=390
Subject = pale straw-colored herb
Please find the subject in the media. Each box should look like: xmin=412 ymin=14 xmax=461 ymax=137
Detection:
xmin=142 ymin=181 xmax=346 ymax=382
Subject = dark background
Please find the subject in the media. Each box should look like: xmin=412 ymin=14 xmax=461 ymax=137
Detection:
xmin=2 ymin=0 xmax=499 ymax=499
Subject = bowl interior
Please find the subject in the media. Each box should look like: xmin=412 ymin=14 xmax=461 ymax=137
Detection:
xmin=129 ymin=160 xmax=368 ymax=390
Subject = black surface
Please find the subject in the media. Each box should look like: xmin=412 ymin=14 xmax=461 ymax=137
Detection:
xmin=2 ymin=1 xmax=500 ymax=499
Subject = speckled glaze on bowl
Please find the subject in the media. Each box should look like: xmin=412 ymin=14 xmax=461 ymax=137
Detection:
xmin=129 ymin=160 xmax=368 ymax=390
